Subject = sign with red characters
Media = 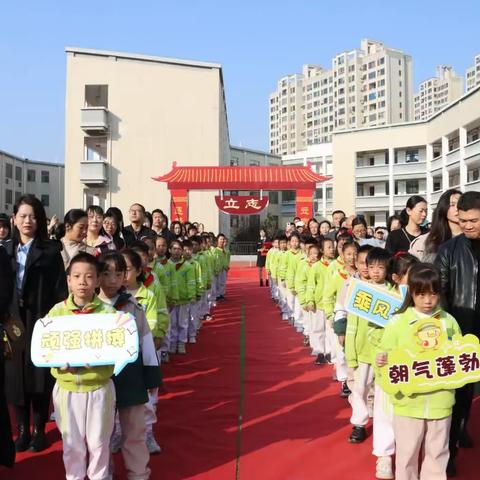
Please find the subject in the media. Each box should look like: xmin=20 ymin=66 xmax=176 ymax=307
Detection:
xmin=215 ymin=196 xmax=269 ymax=215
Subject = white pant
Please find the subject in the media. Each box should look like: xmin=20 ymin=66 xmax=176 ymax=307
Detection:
xmin=286 ymin=290 xmax=295 ymax=319
xmin=168 ymin=304 xmax=190 ymax=348
xmin=372 ymin=384 xmax=395 ymax=457
xmin=277 ymin=282 xmax=290 ymax=317
xmin=216 ymin=270 xmax=227 ymax=297
xmin=309 ymin=311 xmax=327 ymax=355
xmin=53 ymin=380 xmax=116 ymax=480
xmin=325 ymin=320 xmax=336 ymax=359
xmin=293 ymin=296 xmax=303 ymax=328
xmin=189 ymin=300 xmax=202 ymax=338
xmin=350 ymin=363 xmax=375 ymax=427
xmin=334 ymin=336 xmax=348 ymax=382
xmin=270 ymin=277 xmax=279 ymax=300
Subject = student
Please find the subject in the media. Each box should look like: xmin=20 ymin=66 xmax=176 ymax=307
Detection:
xmin=296 ymin=243 xmax=321 ymax=353
xmin=98 ymin=251 xmax=161 ymax=478
xmin=345 ymin=244 xmax=374 ymax=444
xmin=306 ymin=243 xmax=331 ymax=365
xmin=153 ymin=236 xmax=179 ymax=313
xmin=121 ymin=249 xmax=162 ymax=454
xmin=328 ymin=232 xmax=353 ymax=277
xmin=182 ymin=239 xmax=204 ymax=343
xmin=276 ymin=235 xmax=290 ymax=321
xmin=377 ymin=263 xmax=460 ymax=480
xmin=320 ymin=237 xmax=336 ymax=265
xmin=48 ymin=253 xmax=116 ymax=480
xmin=168 ymin=240 xmax=196 ymax=355
xmin=266 ymin=237 xmax=280 ymax=302
xmin=214 ymin=234 xmax=229 ymax=301
xmin=324 ymin=241 xmax=358 ymax=397
xmin=285 ymin=233 xmax=305 ymax=332
xmin=364 ymin=250 xmax=418 ymax=479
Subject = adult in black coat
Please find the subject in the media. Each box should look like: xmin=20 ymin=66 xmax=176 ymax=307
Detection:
xmin=434 ymin=191 xmax=480 ymax=476
xmin=4 ymin=195 xmax=67 ymax=453
xmin=0 ymin=246 xmax=15 ymax=468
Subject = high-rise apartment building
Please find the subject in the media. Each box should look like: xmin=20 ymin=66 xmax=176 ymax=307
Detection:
xmin=413 ymin=66 xmax=464 ymax=120
xmin=466 ymin=54 xmax=480 ymax=92
xmin=269 ymin=39 xmax=413 ymax=155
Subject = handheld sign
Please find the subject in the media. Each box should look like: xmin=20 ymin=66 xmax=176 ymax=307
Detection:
xmin=345 ymin=278 xmax=404 ymax=328
xmin=381 ymin=316 xmax=480 ymax=395
xmin=31 ymin=313 xmax=139 ymax=376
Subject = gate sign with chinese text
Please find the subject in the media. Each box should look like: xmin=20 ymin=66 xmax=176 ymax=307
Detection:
xmin=215 ymin=195 xmax=269 ymax=215
xmin=381 ymin=317 xmax=480 ymax=395
xmin=345 ymin=278 xmax=405 ymax=328
xmin=31 ymin=313 xmax=139 ymax=376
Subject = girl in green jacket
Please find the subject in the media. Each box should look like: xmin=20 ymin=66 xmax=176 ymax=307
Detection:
xmin=377 ymin=263 xmax=460 ymax=480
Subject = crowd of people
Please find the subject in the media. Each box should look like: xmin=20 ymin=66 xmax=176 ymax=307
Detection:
xmin=0 ymin=187 xmax=478 ymax=479
xmin=258 ymin=188 xmax=478 ymax=479
xmin=0 ymin=196 xmax=230 ymax=479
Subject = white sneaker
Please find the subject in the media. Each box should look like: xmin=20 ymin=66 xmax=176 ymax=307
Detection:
xmin=188 ymin=337 xmax=196 ymax=344
xmin=177 ymin=342 xmax=186 ymax=354
xmin=111 ymin=431 xmax=122 ymax=454
xmin=376 ymin=456 xmax=394 ymax=479
xmin=146 ymin=431 xmax=162 ymax=454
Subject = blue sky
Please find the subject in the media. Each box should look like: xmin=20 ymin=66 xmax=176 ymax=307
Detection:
xmin=1 ymin=0 xmax=479 ymax=163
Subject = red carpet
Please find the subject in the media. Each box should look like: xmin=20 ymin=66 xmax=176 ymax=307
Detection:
xmin=5 ymin=264 xmax=480 ymax=479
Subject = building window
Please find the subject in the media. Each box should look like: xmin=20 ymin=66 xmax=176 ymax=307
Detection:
xmin=5 ymin=164 xmax=12 ymax=179
xmin=15 ymin=191 xmax=22 ymax=203
xmin=385 ymin=182 xmax=389 ymax=195
xmin=406 ymin=180 xmax=419 ymax=194
xmin=357 ymin=184 xmax=364 ymax=197
xmin=369 ymin=186 xmax=375 ymax=196
xmin=433 ymin=179 xmax=442 ymax=191
xmin=269 ymin=191 xmax=279 ymax=204
xmin=5 ymin=189 xmax=12 ymax=204
xmin=283 ymin=190 xmax=295 ymax=202
xmin=15 ymin=166 xmax=22 ymax=182
xmin=405 ymin=149 xmax=419 ymax=163
xmin=41 ymin=194 xmax=50 ymax=207
xmin=27 ymin=169 xmax=36 ymax=182
xmin=84 ymin=85 xmax=108 ymax=108
xmin=41 ymin=170 xmax=50 ymax=183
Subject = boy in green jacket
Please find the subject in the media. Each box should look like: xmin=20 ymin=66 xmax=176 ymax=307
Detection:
xmin=49 ymin=252 xmax=116 ymax=480
xmin=168 ymin=240 xmax=196 ymax=355
xmin=266 ymin=236 xmax=280 ymax=303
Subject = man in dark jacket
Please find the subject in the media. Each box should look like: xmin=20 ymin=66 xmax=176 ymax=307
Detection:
xmin=435 ymin=191 xmax=480 ymax=476
xmin=123 ymin=203 xmax=156 ymax=246
xmin=0 ymin=246 xmax=15 ymax=468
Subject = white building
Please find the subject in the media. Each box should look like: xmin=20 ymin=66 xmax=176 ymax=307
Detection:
xmin=269 ymin=39 xmax=413 ymax=155
xmin=331 ymin=85 xmax=480 ymax=226
xmin=0 ymin=149 xmax=64 ymax=218
xmin=281 ymin=144 xmax=333 ymax=224
xmin=414 ymin=66 xmax=464 ymax=120
xmin=466 ymin=54 xmax=480 ymax=92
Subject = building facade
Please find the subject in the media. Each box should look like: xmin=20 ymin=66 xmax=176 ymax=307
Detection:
xmin=331 ymin=86 xmax=480 ymax=226
xmin=0 ymin=149 xmax=64 ymax=218
xmin=413 ymin=66 xmax=464 ymax=120
xmin=269 ymin=39 xmax=413 ymax=156
xmin=466 ymin=54 xmax=480 ymax=92
xmin=64 ymin=47 xmax=230 ymax=233
xmin=280 ymin=144 xmax=333 ymax=225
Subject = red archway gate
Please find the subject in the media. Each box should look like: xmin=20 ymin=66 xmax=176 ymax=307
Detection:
xmin=153 ymin=162 xmax=329 ymax=223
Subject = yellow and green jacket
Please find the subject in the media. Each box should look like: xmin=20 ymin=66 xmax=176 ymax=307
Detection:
xmin=380 ymin=306 xmax=460 ymax=419
xmin=306 ymin=259 xmax=330 ymax=308
xmin=152 ymin=256 xmax=179 ymax=305
xmin=143 ymin=272 xmax=169 ymax=338
xmin=277 ymin=250 xmax=290 ymax=282
xmin=285 ymin=249 xmax=305 ymax=291
xmin=295 ymin=259 xmax=317 ymax=307
xmin=49 ymin=294 xmax=115 ymax=393
xmin=132 ymin=282 xmax=162 ymax=338
xmin=213 ymin=246 xmax=229 ymax=275
xmin=266 ymin=247 xmax=281 ymax=279
xmin=170 ymin=259 xmax=196 ymax=305
xmin=190 ymin=255 xmax=205 ymax=299
xmin=327 ymin=257 xmax=345 ymax=277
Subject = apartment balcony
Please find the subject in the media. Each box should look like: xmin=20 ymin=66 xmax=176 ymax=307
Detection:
xmin=81 ymin=107 xmax=109 ymax=134
xmin=431 ymin=156 xmax=443 ymax=173
xmin=446 ymin=148 xmax=460 ymax=168
xmin=466 ymin=179 xmax=480 ymax=192
xmin=430 ymin=190 xmax=443 ymax=205
xmin=80 ymin=161 xmax=108 ymax=186
xmin=393 ymin=161 xmax=427 ymax=177
xmin=394 ymin=193 xmax=426 ymax=209
xmin=465 ymin=139 xmax=480 ymax=163
xmin=356 ymin=195 xmax=389 ymax=210
xmin=355 ymin=164 xmax=389 ymax=179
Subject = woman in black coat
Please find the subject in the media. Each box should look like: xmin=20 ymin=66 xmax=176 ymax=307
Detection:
xmin=0 ymin=246 xmax=15 ymax=468
xmin=4 ymin=195 xmax=67 ymax=452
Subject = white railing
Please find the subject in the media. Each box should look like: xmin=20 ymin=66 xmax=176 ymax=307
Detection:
xmin=81 ymin=107 xmax=109 ymax=132
xmin=446 ymin=148 xmax=460 ymax=167
xmin=465 ymin=139 xmax=480 ymax=161
xmin=80 ymin=161 xmax=108 ymax=184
